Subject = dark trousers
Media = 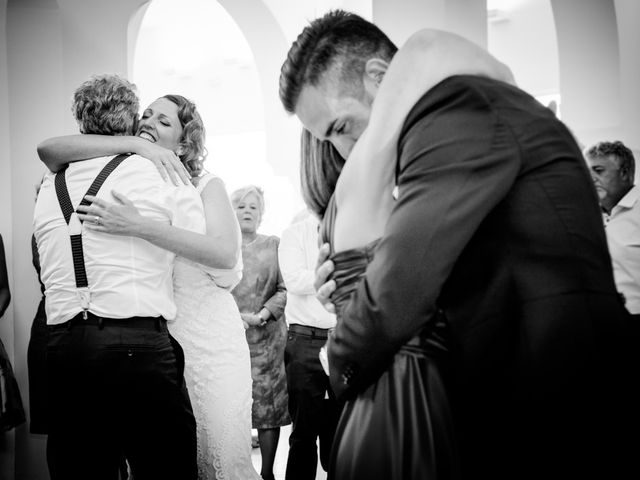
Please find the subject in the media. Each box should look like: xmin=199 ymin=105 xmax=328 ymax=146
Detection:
xmin=27 ymin=296 xmax=48 ymax=434
xmin=45 ymin=313 xmax=197 ymax=480
xmin=284 ymin=325 xmax=340 ymax=480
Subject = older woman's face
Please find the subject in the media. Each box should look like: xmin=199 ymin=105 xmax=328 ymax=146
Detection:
xmin=137 ymin=98 xmax=183 ymax=152
xmin=234 ymin=192 xmax=262 ymax=234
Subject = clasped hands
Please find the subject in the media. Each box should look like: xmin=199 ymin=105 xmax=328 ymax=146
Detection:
xmin=240 ymin=311 xmax=270 ymax=330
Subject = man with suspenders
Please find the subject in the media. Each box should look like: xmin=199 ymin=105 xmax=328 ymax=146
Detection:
xmin=33 ymin=75 xmax=202 ymax=479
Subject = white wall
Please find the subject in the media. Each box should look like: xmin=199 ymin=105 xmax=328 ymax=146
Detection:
xmin=5 ymin=1 xmax=65 ymax=477
xmin=552 ymin=0 xmax=622 ymax=148
xmin=488 ymin=0 xmax=560 ymax=98
xmin=1 ymin=4 xmax=16 ymax=479
xmin=373 ymin=0 xmax=487 ymax=49
xmin=615 ymin=0 xmax=640 ymax=149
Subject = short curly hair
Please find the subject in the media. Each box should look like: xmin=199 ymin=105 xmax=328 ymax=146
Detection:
xmin=279 ymin=9 xmax=397 ymax=114
xmin=230 ymin=185 xmax=266 ymax=224
xmin=300 ymin=128 xmax=345 ymax=219
xmin=585 ymin=140 xmax=636 ymax=179
xmin=162 ymin=94 xmax=207 ymax=177
xmin=72 ymin=74 xmax=139 ymax=136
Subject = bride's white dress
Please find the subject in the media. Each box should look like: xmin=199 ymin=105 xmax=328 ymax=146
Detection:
xmin=169 ymin=174 xmax=260 ymax=480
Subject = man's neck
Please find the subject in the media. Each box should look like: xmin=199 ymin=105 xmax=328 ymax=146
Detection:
xmin=603 ymin=185 xmax=634 ymax=214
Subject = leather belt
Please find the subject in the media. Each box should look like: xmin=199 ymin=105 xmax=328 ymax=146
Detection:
xmin=50 ymin=312 xmax=166 ymax=332
xmin=288 ymin=323 xmax=330 ymax=340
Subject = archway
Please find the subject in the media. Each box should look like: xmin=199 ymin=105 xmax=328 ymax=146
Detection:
xmin=132 ymin=0 xmax=300 ymax=235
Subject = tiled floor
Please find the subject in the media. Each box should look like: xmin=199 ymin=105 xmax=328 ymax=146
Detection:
xmin=250 ymin=425 xmax=328 ymax=480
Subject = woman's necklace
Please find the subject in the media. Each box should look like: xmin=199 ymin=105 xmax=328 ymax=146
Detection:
xmin=242 ymin=233 xmax=258 ymax=247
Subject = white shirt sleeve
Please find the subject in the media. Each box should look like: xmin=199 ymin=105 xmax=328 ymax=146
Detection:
xmin=278 ymin=220 xmax=317 ymax=295
xmin=167 ymin=183 xmax=207 ymax=234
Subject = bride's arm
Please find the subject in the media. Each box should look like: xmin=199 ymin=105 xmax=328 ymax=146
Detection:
xmin=198 ymin=176 xmax=242 ymax=270
xmin=37 ymin=134 xmax=189 ymax=184
xmin=78 ymin=177 xmax=240 ymax=270
xmin=333 ymin=29 xmax=515 ymax=252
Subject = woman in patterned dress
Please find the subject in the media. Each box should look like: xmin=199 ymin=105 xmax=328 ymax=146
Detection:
xmin=230 ymin=186 xmax=290 ymax=480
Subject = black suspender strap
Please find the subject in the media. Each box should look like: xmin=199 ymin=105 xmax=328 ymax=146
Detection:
xmin=54 ymin=153 xmax=131 ymax=318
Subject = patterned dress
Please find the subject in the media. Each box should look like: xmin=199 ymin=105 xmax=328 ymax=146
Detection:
xmin=232 ymin=234 xmax=290 ymax=429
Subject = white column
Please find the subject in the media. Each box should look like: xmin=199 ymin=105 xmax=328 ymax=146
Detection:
xmin=372 ymin=0 xmax=487 ymax=48
xmin=551 ymin=0 xmax=622 ymax=147
xmin=219 ymin=0 xmax=301 ymax=192
xmin=614 ymin=0 xmax=640 ymax=152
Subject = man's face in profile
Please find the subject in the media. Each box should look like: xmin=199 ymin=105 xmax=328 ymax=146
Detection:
xmin=586 ymin=154 xmax=632 ymax=210
xmin=295 ymin=78 xmax=374 ymax=159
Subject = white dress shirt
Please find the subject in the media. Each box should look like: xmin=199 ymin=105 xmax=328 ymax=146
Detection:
xmin=604 ymin=184 xmax=640 ymax=314
xmin=33 ymin=154 xmax=206 ymax=325
xmin=278 ymin=211 xmax=336 ymax=329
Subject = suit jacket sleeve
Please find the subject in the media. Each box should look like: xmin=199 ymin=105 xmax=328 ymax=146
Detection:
xmin=0 ymin=235 xmax=10 ymax=318
xmin=327 ymin=76 xmax=523 ymax=399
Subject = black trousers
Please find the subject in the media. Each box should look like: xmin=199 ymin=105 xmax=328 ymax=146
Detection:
xmin=46 ymin=313 xmax=197 ymax=480
xmin=284 ymin=325 xmax=340 ymax=480
xmin=27 ymin=296 xmax=48 ymax=434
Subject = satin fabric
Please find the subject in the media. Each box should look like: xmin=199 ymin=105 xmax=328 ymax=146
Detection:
xmin=322 ymin=196 xmax=459 ymax=480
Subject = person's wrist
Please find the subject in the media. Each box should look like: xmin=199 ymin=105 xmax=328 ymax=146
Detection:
xmin=135 ymin=216 xmax=160 ymax=239
xmin=128 ymin=135 xmax=146 ymax=154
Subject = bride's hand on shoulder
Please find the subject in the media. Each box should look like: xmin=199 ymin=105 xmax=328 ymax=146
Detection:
xmin=77 ymin=191 xmax=148 ymax=236
xmin=132 ymin=137 xmax=191 ymax=186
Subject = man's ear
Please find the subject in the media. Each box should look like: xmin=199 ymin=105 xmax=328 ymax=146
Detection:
xmin=362 ymin=58 xmax=389 ymax=96
xmin=620 ymin=164 xmax=633 ymax=183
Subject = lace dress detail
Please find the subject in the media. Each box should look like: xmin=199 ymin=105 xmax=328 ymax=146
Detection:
xmin=170 ymin=174 xmax=260 ymax=480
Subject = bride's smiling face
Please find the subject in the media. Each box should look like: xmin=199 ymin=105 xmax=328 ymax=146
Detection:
xmin=136 ymin=97 xmax=184 ymax=152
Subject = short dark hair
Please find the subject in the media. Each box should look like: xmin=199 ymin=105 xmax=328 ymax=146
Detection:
xmin=162 ymin=94 xmax=207 ymax=177
xmin=279 ymin=9 xmax=397 ymax=113
xmin=72 ymin=74 xmax=139 ymax=136
xmin=299 ymin=128 xmax=345 ymax=219
xmin=586 ymin=140 xmax=636 ymax=179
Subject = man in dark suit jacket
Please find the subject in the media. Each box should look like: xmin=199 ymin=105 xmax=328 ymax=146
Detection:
xmin=280 ymin=10 xmax=636 ymax=480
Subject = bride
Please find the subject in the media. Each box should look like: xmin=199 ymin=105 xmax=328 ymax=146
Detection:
xmin=38 ymin=94 xmax=261 ymax=480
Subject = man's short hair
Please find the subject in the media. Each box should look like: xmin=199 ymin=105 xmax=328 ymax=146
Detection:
xmin=72 ymin=74 xmax=139 ymax=136
xmin=586 ymin=141 xmax=636 ymax=179
xmin=279 ymin=9 xmax=397 ymax=113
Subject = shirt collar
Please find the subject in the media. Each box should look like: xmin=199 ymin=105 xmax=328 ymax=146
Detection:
xmin=615 ymin=185 xmax=640 ymax=211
